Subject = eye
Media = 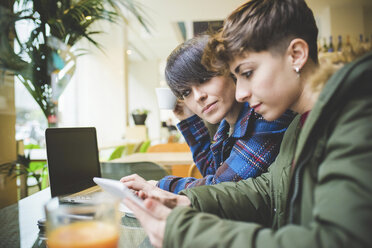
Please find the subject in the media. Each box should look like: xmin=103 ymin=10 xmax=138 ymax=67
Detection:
xmin=241 ymin=70 xmax=253 ymax=79
xmin=199 ymin=77 xmax=209 ymax=84
xmin=181 ymin=89 xmax=191 ymax=98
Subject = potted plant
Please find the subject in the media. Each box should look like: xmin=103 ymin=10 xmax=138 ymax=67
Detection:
xmin=0 ymin=149 xmax=48 ymax=197
xmin=0 ymin=0 xmax=149 ymax=127
xmin=132 ymin=108 xmax=149 ymax=125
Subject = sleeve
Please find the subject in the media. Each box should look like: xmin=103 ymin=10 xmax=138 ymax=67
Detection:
xmin=157 ymin=115 xmax=216 ymax=193
xmin=163 ymin=171 xmax=274 ymax=248
xmin=177 ymin=114 xmax=217 ymax=176
xmin=163 ymin=89 xmax=372 ymax=248
xmin=158 ymin=112 xmax=291 ymax=194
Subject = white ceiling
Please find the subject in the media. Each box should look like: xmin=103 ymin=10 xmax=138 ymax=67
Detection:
xmin=126 ymin=0 xmax=372 ymax=62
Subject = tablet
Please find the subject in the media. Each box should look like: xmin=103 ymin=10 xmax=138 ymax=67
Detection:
xmin=93 ymin=177 xmax=146 ymax=211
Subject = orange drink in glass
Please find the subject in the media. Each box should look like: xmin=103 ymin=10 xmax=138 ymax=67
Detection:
xmin=45 ymin=196 xmax=119 ymax=248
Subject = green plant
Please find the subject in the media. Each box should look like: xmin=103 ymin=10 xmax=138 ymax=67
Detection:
xmin=0 ymin=150 xmax=48 ymax=193
xmin=0 ymin=0 xmax=149 ymax=126
xmin=132 ymin=108 xmax=150 ymax=115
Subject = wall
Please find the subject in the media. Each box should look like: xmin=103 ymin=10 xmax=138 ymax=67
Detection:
xmin=0 ymin=73 xmax=17 ymax=208
xmin=363 ymin=6 xmax=372 ymax=38
xmin=59 ymin=20 xmax=127 ymax=148
xmin=128 ymin=60 xmax=161 ymax=141
xmin=314 ymin=2 xmax=372 ymax=43
xmin=315 ymin=6 xmax=331 ymax=42
xmin=330 ymin=4 xmax=364 ymax=41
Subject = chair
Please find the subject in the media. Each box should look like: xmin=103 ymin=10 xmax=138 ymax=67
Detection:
xmin=108 ymin=145 xmax=126 ymax=161
xmin=100 ymin=161 xmax=169 ymax=181
xmin=147 ymin=143 xmax=191 ymax=177
xmin=147 ymin=143 xmax=190 ymax=153
xmin=138 ymin=140 xmax=151 ymax=153
xmin=106 ymin=141 xmax=144 ymax=161
xmin=187 ymin=163 xmax=203 ymax=179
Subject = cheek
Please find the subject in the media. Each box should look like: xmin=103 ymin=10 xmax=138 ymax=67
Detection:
xmin=221 ymin=89 xmax=236 ymax=109
xmin=184 ymin=101 xmax=199 ymax=114
xmin=251 ymin=79 xmax=271 ymax=98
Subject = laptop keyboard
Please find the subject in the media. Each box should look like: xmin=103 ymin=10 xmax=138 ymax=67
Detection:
xmin=61 ymin=191 xmax=103 ymax=203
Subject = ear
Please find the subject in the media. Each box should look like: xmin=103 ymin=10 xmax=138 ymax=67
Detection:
xmin=287 ymin=38 xmax=309 ymax=71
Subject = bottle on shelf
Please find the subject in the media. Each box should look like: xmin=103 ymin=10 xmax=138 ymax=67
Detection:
xmin=355 ymin=34 xmax=365 ymax=54
xmin=364 ymin=36 xmax=370 ymax=51
xmin=328 ymin=36 xmax=334 ymax=53
xmin=317 ymin=39 xmax=322 ymax=53
xmin=322 ymin=37 xmax=328 ymax=53
xmin=344 ymin=35 xmax=353 ymax=53
xmin=336 ymin=35 xmax=343 ymax=52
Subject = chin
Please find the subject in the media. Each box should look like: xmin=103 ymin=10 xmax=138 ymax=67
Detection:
xmin=205 ymin=115 xmax=223 ymax=124
xmin=203 ymin=111 xmax=225 ymax=124
xmin=206 ymin=119 xmax=221 ymax=124
xmin=261 ymin=112 xmax=281 ymax=122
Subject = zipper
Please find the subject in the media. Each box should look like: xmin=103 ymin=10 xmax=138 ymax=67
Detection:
xmin=288 ymin=145 xmax=314 ymax=223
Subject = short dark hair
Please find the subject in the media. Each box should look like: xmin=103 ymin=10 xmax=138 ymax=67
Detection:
xmin=165 ymin=35 xmax=219 ymax=99
xmin=203 ymin=0 xmax=319 ymax=73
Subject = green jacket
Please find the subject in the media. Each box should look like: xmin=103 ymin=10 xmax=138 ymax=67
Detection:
xmin=164 ymin=52 xmax=372 ymax=248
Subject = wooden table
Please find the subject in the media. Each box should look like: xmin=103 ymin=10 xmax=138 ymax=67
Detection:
xmin=112 ymin=152 xmax=193 ymax=166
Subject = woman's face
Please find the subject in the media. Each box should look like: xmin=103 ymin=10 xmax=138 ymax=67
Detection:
xmin=182 ymin=76 xmax=237 ymax=124
xmin=230 ymin=51 xmax=301 ymax=121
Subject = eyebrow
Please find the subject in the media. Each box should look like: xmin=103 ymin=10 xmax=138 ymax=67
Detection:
xmin=234 ymin=61 xmax=255 ymax=74
xmin=234 ymin=64 xmax=242 ymax=74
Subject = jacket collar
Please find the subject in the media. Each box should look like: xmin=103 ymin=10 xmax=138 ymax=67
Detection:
xmin=294 ymin=51 xmax=372 ymax=163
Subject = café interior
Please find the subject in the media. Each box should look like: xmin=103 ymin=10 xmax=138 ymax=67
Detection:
xmin=0 ymin=0 xmax=371 ymax=247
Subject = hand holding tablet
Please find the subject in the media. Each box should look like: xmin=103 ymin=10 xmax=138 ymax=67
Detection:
xmin=93 ymin=177 xmax=146 ymax=211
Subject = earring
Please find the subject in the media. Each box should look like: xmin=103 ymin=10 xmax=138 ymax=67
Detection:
xmin=294 ymin=67 xmax=300 ymax=78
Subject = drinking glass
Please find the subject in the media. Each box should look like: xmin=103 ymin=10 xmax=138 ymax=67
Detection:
xmin=44 ymin=196 xmax=120 ymax=248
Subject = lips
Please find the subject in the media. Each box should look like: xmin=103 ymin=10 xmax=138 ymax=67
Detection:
xmin=202 ymin=101 xmax=217 ymax=113
xmin=250 ymin=103 xmax=262 ymax=112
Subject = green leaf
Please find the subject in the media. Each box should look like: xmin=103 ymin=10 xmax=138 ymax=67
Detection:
xmin=1 ymin=0 xmax=150 ymax=122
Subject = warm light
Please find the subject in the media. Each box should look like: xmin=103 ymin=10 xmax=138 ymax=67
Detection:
xmin=126 ymin=50 xmax=132 ymax=55
xmin=85 ymin=16 xmax=92 ymax=20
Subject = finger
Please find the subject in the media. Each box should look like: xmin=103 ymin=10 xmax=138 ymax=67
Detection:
xmin=122 ymin=179 xmax=153 ymax=192
xmin=120 ymin=173 xmax=141 ymax=183
xmin=138 ymin=190 xmax=148 ymax=199
xmin=122 ymin=180 xmax=144 ymax=191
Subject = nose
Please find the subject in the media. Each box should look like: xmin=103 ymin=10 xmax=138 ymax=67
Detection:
xmin=192 ymin=86 xmax=207 ymax=102
xmin=235 ymin=80 xmax=252 ymax=103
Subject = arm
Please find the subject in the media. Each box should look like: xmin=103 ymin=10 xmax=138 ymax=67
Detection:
xmin=157 ymin=114 xmax=217 ymax=192
xmin=158 ymin=110 xmax=293 ymax=194
xmin=177 ymin=114 xmax=216 ymax=175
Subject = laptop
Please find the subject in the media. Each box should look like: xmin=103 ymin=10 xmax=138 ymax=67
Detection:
xmin=45 ymin=127 xmax=103 ymax=203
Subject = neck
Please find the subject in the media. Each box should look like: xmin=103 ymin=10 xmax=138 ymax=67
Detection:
xmin=291 ymin=65 xmax=319 ymax=115
xmin=225 ymin=102 xmax=243 ymax=126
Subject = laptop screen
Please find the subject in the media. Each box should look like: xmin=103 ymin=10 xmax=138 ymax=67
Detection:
xmin=45 ymin=127 xmax=101 ymax=197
